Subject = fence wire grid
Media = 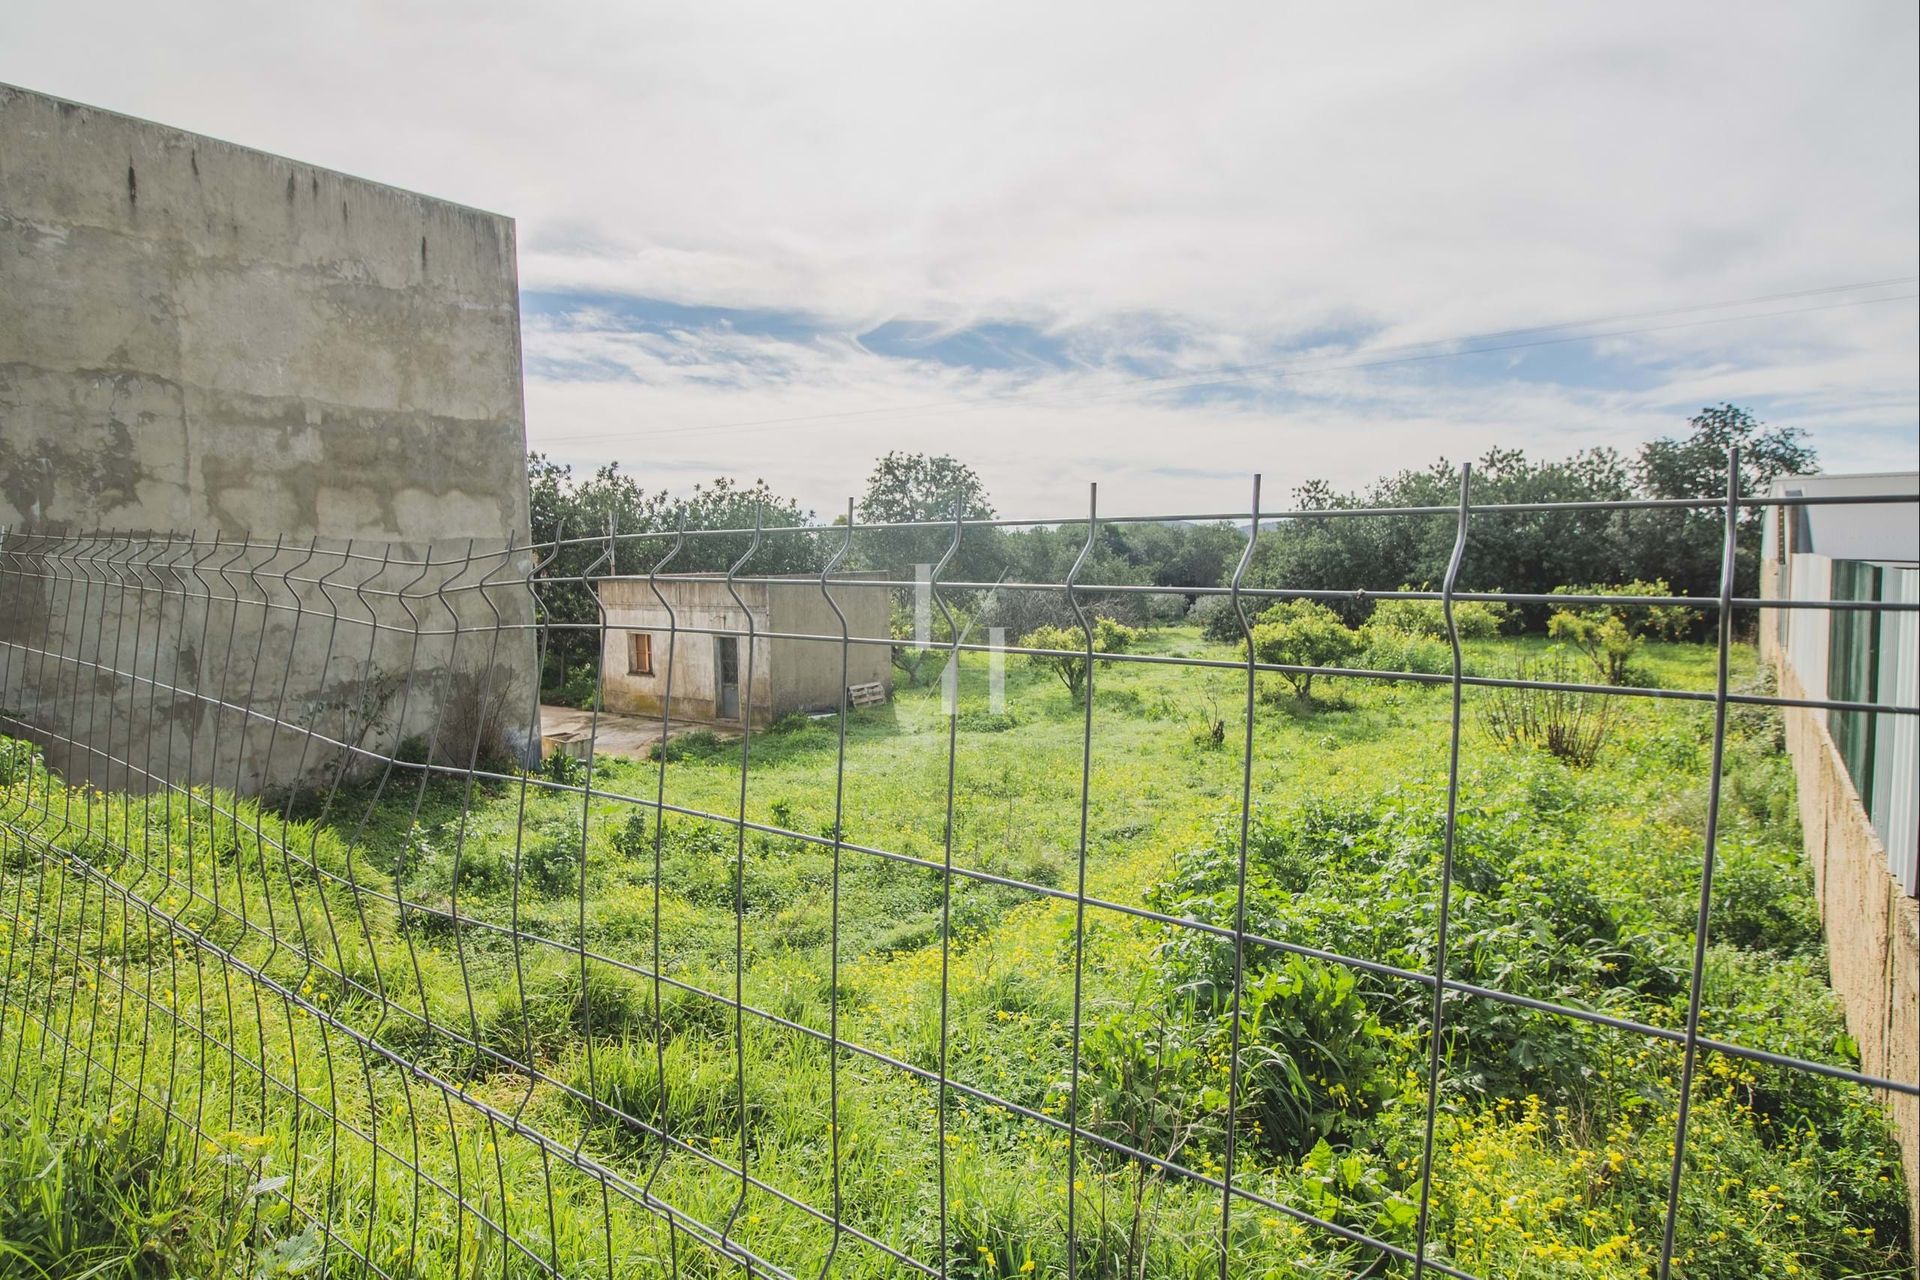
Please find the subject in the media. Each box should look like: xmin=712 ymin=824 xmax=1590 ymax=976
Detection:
xmin=0 ymin=451 xmax=1915 ymax=1280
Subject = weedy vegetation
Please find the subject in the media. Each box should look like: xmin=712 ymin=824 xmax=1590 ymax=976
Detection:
xmin=0 ymin=625 xmax=1908 ymax=1279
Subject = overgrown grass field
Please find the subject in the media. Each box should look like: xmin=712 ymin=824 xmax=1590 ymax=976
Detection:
xmin=0 ymin=628 xmax=1910 ymax=1278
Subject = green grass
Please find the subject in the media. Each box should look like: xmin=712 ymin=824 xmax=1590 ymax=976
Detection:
xmin=0 ymin=629 xmax=1909 ymax=1278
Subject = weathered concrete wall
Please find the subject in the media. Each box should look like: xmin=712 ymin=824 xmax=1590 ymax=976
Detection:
xmin=765 ymin=577 xmax=892 ymax=713
xmin=599 ymin=579 xmax=775 ymax=725
xmin=597 ymin=577 xmax=891 ymax=725
xmin=0 ymin=84 xmax=528 ymax=540
xmin=0 ymin=84 xmax=535 ymax=793
xmin=1 ymin=534 xmax=540 ymax=795
xmin=1775 ymin=655 xmax=1920 ymax=1249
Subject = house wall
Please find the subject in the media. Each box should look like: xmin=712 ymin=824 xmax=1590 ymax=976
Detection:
xmin=1775 ymin=658 xmax=1920 ymax=1249
xmin=0 ymin=84 xmax=535 ymax=793
xmin=596 ymin=576 xmax=893 ymax=725
xmin=1765 ymin=547 xmax=1920 ymax=1248
xmin=597 ymin=579 xmax=774 ymax=724
xmin=765 ymin=577 xmax=893 ymax=714
xmin=1766 ymin=548 xmax=1920 ymax=891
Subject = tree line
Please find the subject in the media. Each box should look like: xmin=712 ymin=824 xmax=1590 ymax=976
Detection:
xmin=1249 ymin=403 xmax=1814 ymax=625
xmin=526 ymin=404 xmax=1813 ymax=697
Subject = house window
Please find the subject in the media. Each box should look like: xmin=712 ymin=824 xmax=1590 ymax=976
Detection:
xmin=627 ymin=632 xmax=653 ymax=676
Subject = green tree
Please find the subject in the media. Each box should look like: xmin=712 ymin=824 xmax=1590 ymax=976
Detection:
xmin=1367 ymin=589 xmax=1511 ymax=640
xmin=1630 ymin=404 xmax=1818 ymax=601
xmin=1250 ymin=600 xmax=1361 ymax=701
xmin=858 ymin=451 xmax=994 ymax=524
xmin=1250 ymin=448 xmax=1635 ymax=623
xmin=1109 ymin=521 xmax=1246 ymax=599
xmin=992 ymin=523 xmax=1155 ymax=629
xmin=1240 ymin=410 xmax=1815 ymax=628
xmin=889 ymin=596 xmax=973 ymax=688
xmin=1636 ymin=403 xmax=1817 ymax=511
xmin=856 ymin=452 xmax=1004 ymax=585
xmin=524 ymin=455 xmax=812 ymax=703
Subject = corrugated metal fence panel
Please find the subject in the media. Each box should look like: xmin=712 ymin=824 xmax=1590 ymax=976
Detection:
xmin=1784 ymin=553 xmax=1832 ymax=702
xmin=1874 ymin=567 xmax=1919 ymax=896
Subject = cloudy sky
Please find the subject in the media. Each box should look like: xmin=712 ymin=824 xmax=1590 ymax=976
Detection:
xmin=7 ymin=2 xmax=1917 ymax=516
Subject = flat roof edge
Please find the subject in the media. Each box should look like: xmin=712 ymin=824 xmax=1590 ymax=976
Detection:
xmin=0 ymin=81 xmax=514 ymax=224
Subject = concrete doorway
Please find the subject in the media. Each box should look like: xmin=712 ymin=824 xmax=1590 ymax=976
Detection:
xmin=716 ymin=635 xmax=741 ymax=720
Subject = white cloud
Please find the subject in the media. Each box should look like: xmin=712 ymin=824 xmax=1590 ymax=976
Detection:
xmin=517 ymin=294 xmax=1917 ymax=514
xmin=5 ymin=1 xmax=1915 ymax=512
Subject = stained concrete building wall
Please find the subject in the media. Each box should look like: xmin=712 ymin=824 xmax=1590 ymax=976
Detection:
xmin=1762 ymin=543 xmax=1920 ymax=1251
xmin=1771 ymin=654 xmax=1920 ymax=1253
xmin=763 ymin=576 xmax=895 ymax=715
xmin=597 ymin=577 xmax=892 ymax=726
xmin=0 ymin=84 xmax=535 ymax=793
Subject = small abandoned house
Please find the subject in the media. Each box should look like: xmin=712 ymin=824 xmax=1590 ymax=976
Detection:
xmin=596 ymin=575 xmax=893 ymax=726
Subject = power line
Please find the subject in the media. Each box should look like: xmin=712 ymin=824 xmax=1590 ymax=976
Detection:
xmin=532 ymin=277 xmax=1919 ymax=448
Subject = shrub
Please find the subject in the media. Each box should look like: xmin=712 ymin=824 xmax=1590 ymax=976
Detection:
xmin=522 ymin=817 xmax=583 ymax=897
xmin=1084 ymin=947 xmax=1395 ymax=1163
xmin=1296 ymin=1139 xmax=1420 ymax=1244
xmin=550 ymin=661 xmax=598 ymax=709
xmin=1021 ymin=616 xmax=1137 ymax=702
xmin=1368 ymin=590 xmax=1510 ymax=639
xmin=1707 ymin=841 xmax=1822 ymax=956
xmin=1148 ymin=795 xmax=1667 ymax=1107
xmin=1094 ymin=615 xmax=1140 ymax=653
xmin=434 ymin=666 xmax=519 ymax=769
xmin=656 ymin=821 xmax=742 ymax=912
xmin=1188 ymin=594 xmax=1245 ymax=644
xmin=1250 ymin=600 xmax=1361 ymax=701
xmin=1546 ymin=580 xmax=1698 ymax=685
xmin=542 ymin=747 xmax=588 ymax=786
xmin=1189 ymin=695 xmax=1227 ymax=748
xmin=1433 ymin=1080 xmax=1910 ymax=1279
xmin=1726 ymin=667 xmax=1787 ymax=751
xmin=447 ymin=842 xmax=512 ymax=898
xmin=1357 ymin=624 xmax=1451 ymax=678
xmin=647 ymin=728 xmax=724 ymax=763
xmin=608 ymin=808 xmax=653 ymax=858
xmin=956 ymin=706 xmax=1019 ymax=733
xmin=1077 ymin=1001 xmax=1211 ymax=1166
xmin=1696 ymin=946 xmax=1913 ymax=1230
xmin=1227 ymin=955 xmax=1396 ymax=1156
xmin=1479 ymin=652 xmax=1615 ymax=767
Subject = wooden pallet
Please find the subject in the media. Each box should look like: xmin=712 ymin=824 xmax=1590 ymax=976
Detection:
xmin=847 ymin=680 xmax=887 ymax=708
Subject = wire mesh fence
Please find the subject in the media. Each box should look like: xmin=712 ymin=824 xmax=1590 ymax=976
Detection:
xmin=0 ymin=453 xmax=1915 ymax=1279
